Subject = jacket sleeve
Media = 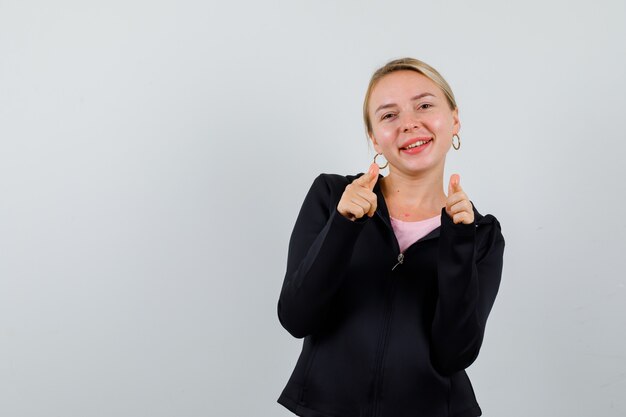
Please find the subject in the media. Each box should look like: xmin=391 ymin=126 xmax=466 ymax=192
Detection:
xmin=277 ymin=174 xmax=368 ymax=338
xmin=430 ymin=203 xmax=505 ymax=376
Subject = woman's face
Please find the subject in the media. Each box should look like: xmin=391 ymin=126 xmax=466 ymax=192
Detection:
xmin=368 ymin=70 xmax=460 ymax=176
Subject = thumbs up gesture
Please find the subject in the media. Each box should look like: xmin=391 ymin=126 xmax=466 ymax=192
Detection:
xmin=445 ymin=173 xmax=475 ymax=224
xmin=337 ymin=163 xmax=380 ymax=221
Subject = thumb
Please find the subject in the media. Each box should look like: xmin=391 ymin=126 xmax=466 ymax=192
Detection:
xmin=448 ymin=173 xmax=461 ymax=196
xmin=367 ymin=163 xmax=379 ymax=190
xmin=356 ymin=163 xmax=379 ymax=188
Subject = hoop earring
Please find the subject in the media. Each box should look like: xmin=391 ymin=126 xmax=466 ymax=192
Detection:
xmin=452 ymin=134 xmax=461 ymax=150
xmin=373 ymin=153 xmax=388 ymax=169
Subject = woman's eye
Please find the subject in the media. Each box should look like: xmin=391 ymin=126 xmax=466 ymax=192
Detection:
xmin=419 ymin=103 xmax=432 ymax=110
xmin=381 ymin=113 xmax=395 ymax=120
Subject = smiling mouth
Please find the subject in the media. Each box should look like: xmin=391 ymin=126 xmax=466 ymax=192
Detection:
xmin=402 ymin=139 xmax=433 ymax=150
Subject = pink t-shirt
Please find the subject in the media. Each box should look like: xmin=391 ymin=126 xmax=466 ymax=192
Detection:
xmin=390 ymin=214 xmax=441 ymax=253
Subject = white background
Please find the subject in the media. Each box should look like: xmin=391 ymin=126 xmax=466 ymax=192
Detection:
xmin=1 ymin=1 xmax=625 ymax=416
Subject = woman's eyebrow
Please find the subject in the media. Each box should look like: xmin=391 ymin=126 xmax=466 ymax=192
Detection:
xmin=411 ymin=92 xmax=435 ymax=101
xmin=374 ymin=93 xmax=436 ymax=114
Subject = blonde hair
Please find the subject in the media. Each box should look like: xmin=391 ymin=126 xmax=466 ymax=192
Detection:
xmin=363 ymin=57 xmax=457 ymax=135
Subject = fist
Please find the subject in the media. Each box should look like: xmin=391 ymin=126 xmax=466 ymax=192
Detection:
xmin=445 ymin=174 xmax=475 ymax=224
xmin=337 ymin=163 xmax=379 ymax=221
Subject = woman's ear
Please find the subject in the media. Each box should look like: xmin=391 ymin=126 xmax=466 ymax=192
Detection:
xmin=369 ymin=134 xmax=382 ymax=154
xmin=452 ymin=107 xmax=461 ymax=135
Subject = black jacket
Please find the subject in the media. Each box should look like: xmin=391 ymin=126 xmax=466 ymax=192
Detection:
xmin=277 ymin=173 xmax=505 ymax=417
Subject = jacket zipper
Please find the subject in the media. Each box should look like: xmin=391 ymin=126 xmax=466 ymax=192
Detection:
xmin=371 ymin=270 xmax=397 ymax=417
xmin=370 ymin=208 xmax=442 ymax=416
xmin=391 ymin=253 xmax=404 ymax=271
xmin=370 ymin=210 xmax=404 ymax=417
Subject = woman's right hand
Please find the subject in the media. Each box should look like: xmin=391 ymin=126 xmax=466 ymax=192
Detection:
xmin=337 ymin=163 xmax=380 ymax=221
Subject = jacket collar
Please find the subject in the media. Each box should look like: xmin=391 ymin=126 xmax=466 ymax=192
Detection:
xmin=371 ymin=174 xmax=486 ymax=245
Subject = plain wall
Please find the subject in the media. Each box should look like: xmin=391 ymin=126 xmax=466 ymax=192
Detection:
xmin=1 ymin=0 xmax=625 ymax=416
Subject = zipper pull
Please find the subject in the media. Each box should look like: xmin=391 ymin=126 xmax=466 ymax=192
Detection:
xmin=391 ymin=253 xmax=405 ymax=271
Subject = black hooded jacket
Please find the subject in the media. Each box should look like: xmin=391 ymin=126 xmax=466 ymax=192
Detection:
xmin=277 ymin=173 xmax=505 ymax=417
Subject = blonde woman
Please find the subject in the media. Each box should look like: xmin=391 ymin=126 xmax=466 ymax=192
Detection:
xmin=277 ymin=58 xmax=505 ymax=417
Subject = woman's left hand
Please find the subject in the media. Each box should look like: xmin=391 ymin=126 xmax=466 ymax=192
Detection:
xmin=445 ymin=174 xmax=475 ymax=225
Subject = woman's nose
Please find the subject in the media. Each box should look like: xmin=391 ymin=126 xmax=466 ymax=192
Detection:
xmin=402 ymin=117 xmax=421 ymax=133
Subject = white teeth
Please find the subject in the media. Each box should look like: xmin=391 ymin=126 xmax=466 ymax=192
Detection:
xmin=405 ymin=139 xmax=431 ymax=149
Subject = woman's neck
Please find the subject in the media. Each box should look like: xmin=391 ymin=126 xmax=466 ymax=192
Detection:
xmin=380 ymin=167 xmax=447 ymax=221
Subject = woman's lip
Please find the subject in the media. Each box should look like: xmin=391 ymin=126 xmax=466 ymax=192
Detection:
xmin=400 ymin=139 xmax=432 ymax=154
xmin=400 ymin=137 xmax=432 ymax=149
